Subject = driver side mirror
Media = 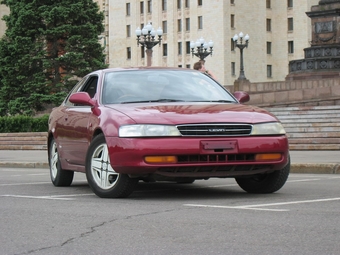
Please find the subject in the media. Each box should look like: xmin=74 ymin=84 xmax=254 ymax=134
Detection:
xmin=233 ymin=91 xmax=250 ymax=104
xmin=69 ymin=92 xmax=95 ymax=107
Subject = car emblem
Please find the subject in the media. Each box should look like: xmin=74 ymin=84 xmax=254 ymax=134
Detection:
xmin=208 ymin=129 xmax=227 ymax=132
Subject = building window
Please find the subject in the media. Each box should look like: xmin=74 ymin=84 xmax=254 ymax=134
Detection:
xmin=230 ymin=0 xmax=235 ymax=4
xmin=147 ymin=0 xmax=152 ymax=13
xmin=178 ymin=65 xmax=182 ymax=68
xmin=141 ymin=46 xmax=145 ymax=58
xmin=162 ymin=21 xmax=167 ymax=33
xmin=186 ymin=41 xmax=191 ymax=54
xmin=126 ymin=25 xmax=131 ymax=37
xmin=231 ymin=38 xmax=235 ymax=51
xmin=186 ymin=64 xmax=191 ymax=68
xmin=126 ymin=3 xmax=130 ymax=16
xmin=288 ymin=41 xmax=294 ymax=53
xmin=231 ymin=15 xmax=235 ymax=28
xmin=163 ymin=44 xmax=168 ymax=56
xmin=185 ymin=0 xmax=190 ymax=8
xmin=231 ymin=62 xmax=235 ymax=76
xmin=266 ymin=0 xmax=271 ymax=8
xmin=287 ymin=0 xmax=293 ymax=8
xmin=267 ymin=42 xmax=272 ymax=54
xmin=266 ymin=19 xmax=271 ymax=32
xmin=288 ymin=18 xmax=293 ymax=31
xmin=178 ymin=42 xmax=182 ymax=55
xmin=140 ymin=2 xmax=144 ymax=14
xmin=185 ymin=18 xmax=190 ymax=31
xmin=177 ymin=19 xmax=182 ymax=32
xmin=162 ymin=0 xmax=167 ymax=11
xmin=198 ymin=0 xmax=203 ymax=6
xmin=198 ymin=16 xmax=203 ymax=29
xmin=127 ymin=47 xmax=131 ymax=59
xmin=177 ymin=0 xmax=181 ymax=9
xmin=267 ymin=65 xmax=272 ymax=78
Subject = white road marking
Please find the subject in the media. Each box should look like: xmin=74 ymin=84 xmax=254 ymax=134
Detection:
xmin=1 ymin=195 xmax=75 ymax=200
xmin=1 ymin=193 xmax=94 ymax=200
xmin=184 ymin=197 xmax=340 ymax=212
xmin=184 ymin=204 xmax=288 ymax=212
xmin=47 ymin=193 xmax=94 ymax=198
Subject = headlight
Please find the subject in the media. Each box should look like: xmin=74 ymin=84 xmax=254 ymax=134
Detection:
xmin=251 ymin=122 xmax=286 ymax=135
xmin=119 ymin=124 xmax=181 ymax=137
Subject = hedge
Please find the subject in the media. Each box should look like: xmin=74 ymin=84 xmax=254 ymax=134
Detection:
xmin=0 ymin=114 xmax=49 ymax=133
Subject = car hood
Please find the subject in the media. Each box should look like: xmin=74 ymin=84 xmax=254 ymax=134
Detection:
xmin=106 ymin=102 xmax=278 ymax=125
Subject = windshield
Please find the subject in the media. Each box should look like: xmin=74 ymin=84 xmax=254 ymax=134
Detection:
xmin=101 ymin=69 xmax=236 ymax=104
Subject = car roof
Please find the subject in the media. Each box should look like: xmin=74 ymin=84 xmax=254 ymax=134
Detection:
xmin=90 ymin=66 xmax=197 ymax=75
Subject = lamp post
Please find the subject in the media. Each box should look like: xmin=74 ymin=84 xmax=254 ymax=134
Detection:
xmin=233 ymin=32 xmax=250 ymax=80
xmin=190 ymin=37 xmax=214 ymax=61
xmin=135 ymin=22 xmax=163 ymax=67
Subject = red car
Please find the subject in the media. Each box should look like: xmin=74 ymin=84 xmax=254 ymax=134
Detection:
xmin=48 ymin=67 xmax=290 ymax=198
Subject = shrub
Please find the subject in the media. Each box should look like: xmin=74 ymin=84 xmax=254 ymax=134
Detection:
xmin=0 ymin=114 xmax=49 ymax=133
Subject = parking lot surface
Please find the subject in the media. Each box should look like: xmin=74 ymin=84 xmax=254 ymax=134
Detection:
xmin=1 ymin=167 xmax=340 ymax=255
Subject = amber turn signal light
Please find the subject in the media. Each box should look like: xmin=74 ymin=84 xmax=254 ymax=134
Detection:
xmin=144 ymin=156 xmax=177 ymax=164
xmin=255 ymin=153 xmax=282 ymax=161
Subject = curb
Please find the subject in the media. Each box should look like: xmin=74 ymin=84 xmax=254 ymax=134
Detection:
xmin=0 ymin=162 xmax=49 ymax=169
xmin=290 ymin=163 xmax=339 ymax=174
xmin=0 ymin=162 xmax=339 ymax=174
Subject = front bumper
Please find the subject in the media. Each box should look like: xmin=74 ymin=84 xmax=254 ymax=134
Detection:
xmin=106 ymin=135 xmax=289 ymax=178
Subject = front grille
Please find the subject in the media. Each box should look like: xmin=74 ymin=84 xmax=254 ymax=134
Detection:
xmin=158 ymin=164 xmax=270 ymax=174
xmin=177 ymin=124 xmax=252 ymax=136
xmin=177 ymin=154 xmax=255 ymax=163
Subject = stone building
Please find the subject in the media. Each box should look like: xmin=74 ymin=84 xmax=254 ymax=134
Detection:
xmin=0 ymin=4 xmax=9 ymax=37
xmin=106 ymin=0 xmax=320 ymax=85
xmin=287 ymin=0 xmax=340 ymax=80
xmin=1 ymin=0 xmax=319 ymax=85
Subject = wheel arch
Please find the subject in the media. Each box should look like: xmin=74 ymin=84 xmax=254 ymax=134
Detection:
xmin=91 ymin=128 xmax=104 ymax=142
xmin=47 ymin=132 xmax=55 ymax=162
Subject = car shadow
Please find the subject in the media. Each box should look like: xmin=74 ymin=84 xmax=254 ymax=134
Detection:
xmin=66 ymin=179 xmax=284 ymax=200
xmin=129 ymin=181 xmax=271 ymax=200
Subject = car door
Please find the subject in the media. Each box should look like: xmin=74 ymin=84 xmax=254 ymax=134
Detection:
xmin=57 ymin=75 xmax=99 ymax=166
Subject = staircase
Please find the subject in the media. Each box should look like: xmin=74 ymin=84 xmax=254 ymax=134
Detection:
xmin=0 ymin=132 xmax=47 ymax=150
xmin=266 ymin=105 xmax=340 ymax=150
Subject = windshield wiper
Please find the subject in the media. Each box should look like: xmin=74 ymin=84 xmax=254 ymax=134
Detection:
xmin=121 ymin=99 xmax=185 ymax=104
xmin=212 ymin=100 xmax=236 ymax=103
xmin=190 ymin=100 xmax=236 ymax=103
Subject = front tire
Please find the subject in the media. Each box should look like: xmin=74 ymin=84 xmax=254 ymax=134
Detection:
xmin=85 ymin=134 xmax=138 ymax=198
xmin=235 ymin=158 xmax=290 ymax=194
xmin=49 ymin=138 xmax=74 ymax=186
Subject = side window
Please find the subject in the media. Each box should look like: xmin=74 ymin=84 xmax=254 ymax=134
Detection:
xmin=81 ymin=76 xmax=98 ymax=98
xmin=64 ymin=75 xmax=99 ymax=107
xmin=64 ymin=77 xmax=88 ymax=106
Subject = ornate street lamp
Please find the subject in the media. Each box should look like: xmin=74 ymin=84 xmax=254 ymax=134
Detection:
xmin=233 ymin=32 xmax=250 ymax=80
xmin=135 ymin=22 xmax=163 ymax=67
xmin=190 ymin=37 xmax=214 ymax=61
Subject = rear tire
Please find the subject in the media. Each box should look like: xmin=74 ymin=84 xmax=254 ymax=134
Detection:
xmin=235 ymin=157 xmax=290 ymax=194
xmin=49 ymin=138 xmax=74 ymax=186
xmin=86 ymin=134 xmax=138 ymax=198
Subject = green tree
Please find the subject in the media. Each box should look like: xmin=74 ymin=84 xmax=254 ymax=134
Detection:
xmin=0 ymin=0 xmax=107 ymax=116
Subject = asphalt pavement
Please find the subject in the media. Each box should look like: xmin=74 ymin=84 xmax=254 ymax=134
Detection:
xmin=0 ymin=150 xmax=338 ymax=174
